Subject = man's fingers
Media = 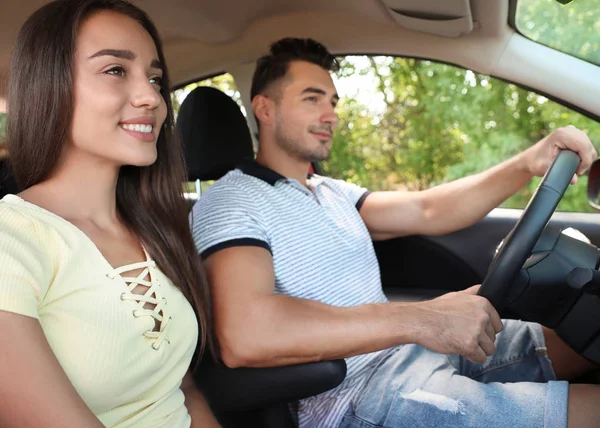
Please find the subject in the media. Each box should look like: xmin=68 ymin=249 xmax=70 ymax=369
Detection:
xmin=462 ymin=284 xmax=480 ymax=295
xmin=489 ymin=308 xmax=503 ymax=334
xmin=478 ymin=333 xmax=496 ymax=357
xmin=475 ymin=295 xmax=503 ymax=334
xmin=571 ymin=173 xmax=578 ymax=185
xmin=556 ymin=125 xmax=598 ymax=173
xmin=465 ymin=347 xmax=488 ymax=365
xmin=577 ymin=150 xmax=595 ymax=175
xmin=562 ymin=126 xmax=596 ymax=174
xmin=485 ymin=322 xmax=496 ymax=344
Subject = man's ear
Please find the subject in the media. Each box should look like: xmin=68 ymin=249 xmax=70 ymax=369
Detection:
xmin=252 ymin=95 xmax=275 ymax=126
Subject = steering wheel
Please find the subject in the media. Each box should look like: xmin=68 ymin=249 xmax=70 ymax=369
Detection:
xmin=477 ymin=150 xmax=581 ymax=311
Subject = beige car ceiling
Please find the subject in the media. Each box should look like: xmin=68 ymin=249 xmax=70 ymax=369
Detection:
xmin=0 ymin=0 xmax=598 ymax=118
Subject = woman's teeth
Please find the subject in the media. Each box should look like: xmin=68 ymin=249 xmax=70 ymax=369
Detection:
xmin=122 ymin=124 xmax=153 ymax=133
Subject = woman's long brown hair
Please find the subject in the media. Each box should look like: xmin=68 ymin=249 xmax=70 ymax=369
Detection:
xmin=7 ymin=0 xmax=213 ymax=364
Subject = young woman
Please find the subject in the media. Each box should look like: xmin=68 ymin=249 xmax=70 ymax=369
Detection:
xmin=0 ymin=0 xmax=219 ymax=426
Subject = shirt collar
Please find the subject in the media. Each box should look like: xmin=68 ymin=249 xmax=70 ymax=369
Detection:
xmin=238 ymin=160 xmax=320 ymax=186
xmin=237 ymin=160 xmax=287 ymax=186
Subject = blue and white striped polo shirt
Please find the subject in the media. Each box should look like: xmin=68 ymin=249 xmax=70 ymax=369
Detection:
xmin=191 ymin=162 xmax=391 ymax=428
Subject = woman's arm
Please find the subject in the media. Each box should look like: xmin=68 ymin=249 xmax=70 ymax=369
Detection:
xmin=0 ymin=310 xmax=104 ymax=428
xmin=182 ymin=371 xmax=221 ymax=428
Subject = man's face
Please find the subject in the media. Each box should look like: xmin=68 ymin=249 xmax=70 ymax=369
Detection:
xmin=272 ymin=61 xmax=339 ymax=163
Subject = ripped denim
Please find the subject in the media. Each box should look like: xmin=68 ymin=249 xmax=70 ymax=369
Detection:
xmin=339 ymin=320 xmax=568 ymax=428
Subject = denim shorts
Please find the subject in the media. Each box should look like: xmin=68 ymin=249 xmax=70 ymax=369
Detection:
xmin=339 ymin=320 xmax=569 ymax=428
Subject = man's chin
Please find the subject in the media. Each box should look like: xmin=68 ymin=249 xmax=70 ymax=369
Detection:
xmin=306 ymin=152 xmax=330 ymax=163
xmin=288 ymin=145 xmax=330 ymax=163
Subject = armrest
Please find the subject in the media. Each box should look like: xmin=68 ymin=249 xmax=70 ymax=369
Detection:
xmin=194 ymin=355 xmax=347 ymax=413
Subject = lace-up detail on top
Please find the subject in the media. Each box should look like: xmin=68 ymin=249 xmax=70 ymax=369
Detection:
xmin=107 ymin=260 xmax=171 ymax=350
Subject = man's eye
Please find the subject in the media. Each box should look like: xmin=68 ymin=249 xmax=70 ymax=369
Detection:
xmin=105 ymin=66 xmax=126 ymax=77
xmin=305 ymin=96 xmax=317 ymax=102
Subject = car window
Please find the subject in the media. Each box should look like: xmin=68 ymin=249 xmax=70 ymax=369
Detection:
xmin=172 ymin=73 xmax=245 ymax=195
xmin=515 ymin=0 xmax=600 ymax=66
xmin=323 ymin=55 xmax=600 ymax=212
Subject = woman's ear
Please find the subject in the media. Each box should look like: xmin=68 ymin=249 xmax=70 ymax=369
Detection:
xmin=252 ymin=95 xmax=275 ymax=127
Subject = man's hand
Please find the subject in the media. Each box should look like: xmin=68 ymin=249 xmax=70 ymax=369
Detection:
xmin=412 ymin=285 xmax=503 ymax=364
xmin=522 ymin=125 xmax=597 ymax=184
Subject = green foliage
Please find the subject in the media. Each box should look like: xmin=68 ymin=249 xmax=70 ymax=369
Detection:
xmin=0 ymin=113 xmax=5 ymax=141
xmin=322 ymin=0 xmax=600 ymax=213
xmin=0 ymin=113 xmax=6 ymax=157
xmin=516 ymin=0 xmax=600 ymax=66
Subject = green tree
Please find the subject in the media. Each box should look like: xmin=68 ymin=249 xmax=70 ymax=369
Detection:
xmin=0 ymin=113 xmax=5 ymax=141
xmin=0 ymin=113 xmax=6 ymax=158
xmin=322 ymin=0 xmax=600 ymax=212
xmin=323 ymin=53 xmax=599 ymax=212
xmin=517 ymin=0 xmax=600 ymax=66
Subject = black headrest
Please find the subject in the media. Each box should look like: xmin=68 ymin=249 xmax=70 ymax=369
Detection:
xmin=176 ymin=86 xmax=254 ymax=182
xmin=0 ymin=158 xmax=19 ymax=198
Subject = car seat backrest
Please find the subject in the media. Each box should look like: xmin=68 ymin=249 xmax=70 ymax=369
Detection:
xmin=176 ymin=86 xmax=254 ymax=185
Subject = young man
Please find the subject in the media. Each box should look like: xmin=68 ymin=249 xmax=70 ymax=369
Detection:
xmin=191 ymin=38 xmax=600 ymax=428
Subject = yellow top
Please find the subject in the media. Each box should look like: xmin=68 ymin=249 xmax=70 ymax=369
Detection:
xmin=0 ymin=194 xmax=199 ymax=428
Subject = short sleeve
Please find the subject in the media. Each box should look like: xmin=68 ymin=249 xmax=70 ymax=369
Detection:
xmin=190 ymin=181 xmax=270 ymax=260
xmin=0 ymin=204 xmax=54 ymax=319
xmin=324 ymin=177 xmax=372 ymax=211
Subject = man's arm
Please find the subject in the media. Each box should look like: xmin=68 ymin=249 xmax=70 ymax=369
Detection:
xmin=205 ymin=246 xmax=503 ymax=368
xmin=359 ymin=126 xmax=597 ymax=240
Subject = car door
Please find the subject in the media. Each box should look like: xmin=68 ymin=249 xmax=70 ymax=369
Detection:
xmin=375 ymin=208 xmax=600 ymax=301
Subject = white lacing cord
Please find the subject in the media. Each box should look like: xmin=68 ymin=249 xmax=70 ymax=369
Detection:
xmin=108 ymin=260 xmax=170 ymax=350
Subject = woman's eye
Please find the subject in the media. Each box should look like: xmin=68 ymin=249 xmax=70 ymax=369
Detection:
xmin=105 ymin=66 xmax=126 ymax=77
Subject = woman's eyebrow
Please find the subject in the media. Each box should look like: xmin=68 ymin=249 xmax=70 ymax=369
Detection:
xmin=88 ymin=48 xmax=162 ymax=70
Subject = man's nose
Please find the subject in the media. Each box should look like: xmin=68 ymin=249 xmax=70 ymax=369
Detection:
xmin=321 ymin=106 xmax=339 ymax=126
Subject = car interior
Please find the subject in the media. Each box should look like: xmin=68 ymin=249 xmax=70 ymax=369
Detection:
xmin=1 ymin=0 xmax=600 ymax=427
